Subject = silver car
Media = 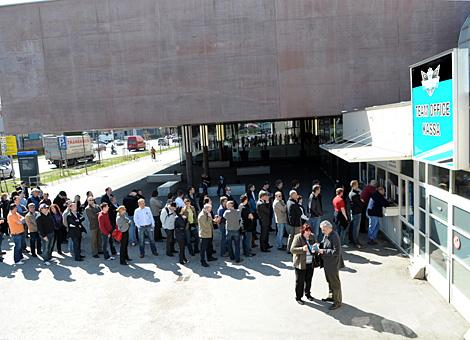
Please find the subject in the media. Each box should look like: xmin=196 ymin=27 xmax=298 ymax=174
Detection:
xmin=0 ymin=156 xmax=13 ymax=179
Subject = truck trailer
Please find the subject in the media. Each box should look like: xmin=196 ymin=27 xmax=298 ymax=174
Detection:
xmin=43 ymin=135 xmax=94 ymax=167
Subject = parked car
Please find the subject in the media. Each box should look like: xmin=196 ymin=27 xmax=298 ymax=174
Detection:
xmin=127 ymin=135 xmax=146 ymax=151
xmin=114 ymin=139 xmax=124 ymax=146
xmin=93 ymin=141 xmax=107 ymax=152
xmin=157 ymin=138 xmax=169 ymax=146
xmin=0 ymin=156 xmax=13 ymax=179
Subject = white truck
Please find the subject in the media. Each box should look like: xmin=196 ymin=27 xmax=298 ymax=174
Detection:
xmin=43 ymin=135 xmax=94 ymax=167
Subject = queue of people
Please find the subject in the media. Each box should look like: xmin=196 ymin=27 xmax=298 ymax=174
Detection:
xmin=0 ymin=176 xmax=389 ymax=312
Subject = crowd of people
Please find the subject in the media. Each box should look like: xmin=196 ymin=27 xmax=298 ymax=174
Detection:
xmin=0 ymin=177 xmax=389 ymax=309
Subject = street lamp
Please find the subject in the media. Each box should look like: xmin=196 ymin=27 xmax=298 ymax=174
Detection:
xmin=82 ymin=132 xmax=88 ymax=175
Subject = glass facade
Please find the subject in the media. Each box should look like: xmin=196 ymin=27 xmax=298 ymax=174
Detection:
xmin=453 ymin=260 xmax=470 ymax=300
xmin=453 ymin=170 xmax=470 ymax=200
xmin=430 ymin=217 xmax=447 ymax=247
xmin=453 ymin=206 xmax=470 ymax=234
xmin=401 ymin=160 xmax=414 ymax=178
xmin=428 ymin=164 xmax=450 ymax=191
xmin=430 ymin=242 xmax=447 ymax=277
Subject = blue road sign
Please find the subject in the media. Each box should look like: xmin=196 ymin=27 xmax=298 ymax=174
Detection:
xmin=57 ymin=136 xmax=68 ymax=150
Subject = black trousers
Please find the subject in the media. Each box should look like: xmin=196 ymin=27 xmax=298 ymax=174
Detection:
xmin=165 ymin=229 xmax=175 ymax=255
xmin=69 ymin=229 xmax=81 ymax=261
xmin=295 ymin=263 xmax=314 ymax=299
xmin=52 ymin=229 xmax=63 ymax=253
xmin=120 ymin=230 xmax=129 ymax=264
xmin=153 ymin=216 xmax=163 ymax=241
xmin=177 ymin=237 xmax=186 ymax=263
xmin=260 ymin=223 xmax=270 ymax=251
xmin=200 ymin=238 xmax=211 ymax=264
xmin=325 ymin=269 xmax=342 ymax=304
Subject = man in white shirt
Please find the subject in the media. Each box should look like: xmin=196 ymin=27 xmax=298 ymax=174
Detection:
xmin=134 ymin=199 xmax=158 ymax=258
xmin=175 ymin=190 xmax=185 ymax=209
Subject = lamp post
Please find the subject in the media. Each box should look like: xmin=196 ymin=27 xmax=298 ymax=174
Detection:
xmin=82 ymin=132 xmax=88 ymax=175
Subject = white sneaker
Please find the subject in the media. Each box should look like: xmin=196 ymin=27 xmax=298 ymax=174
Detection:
xmin=108 ymin=256 xmax=115 ymax=260
xmin=44 ymin=261 xmax=51 ymax=266
xmin=16 ymin=261 xmax=24 ymax=265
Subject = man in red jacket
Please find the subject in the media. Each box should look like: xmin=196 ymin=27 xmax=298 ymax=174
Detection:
xmin=98 ymin=203 xmax=117 ymax=260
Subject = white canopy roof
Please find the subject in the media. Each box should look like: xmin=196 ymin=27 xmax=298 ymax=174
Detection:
xmin=320 ymin=143 xmax=412 ymax=163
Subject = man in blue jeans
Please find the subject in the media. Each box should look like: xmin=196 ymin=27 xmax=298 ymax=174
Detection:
xmin=134 ymin=199 xmax=158 ymax=258
xmin=223 ymin=201 xmax=242 ymax=263
xmin=367 ymin=187 xmax=388 ymax=245
xmin=273 ymin=191 xmax=287 ymax=250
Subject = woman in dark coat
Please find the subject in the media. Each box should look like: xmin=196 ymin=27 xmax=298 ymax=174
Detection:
xmin=174 ymin=207 xmax=188 ymax=265
xmin=50 ymin=204 xmax=64 ymax=255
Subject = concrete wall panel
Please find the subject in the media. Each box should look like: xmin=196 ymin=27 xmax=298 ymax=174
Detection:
xmin=0 ymin=0 xmax=469 ymax=133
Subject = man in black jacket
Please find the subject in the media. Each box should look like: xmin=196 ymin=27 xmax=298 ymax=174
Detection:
xmin=123 ymin=190 xmax=139 ymax=245
xmin=224 ymin=186 xmax=238 ymax=209
xmin=348 ymin=180 xmax=363 ymax=248
xmin=100 ymin=187 xmax=113 ymax=205
xmin=367 ymin=187 xmax=388 ymax=245
xmin=256 ymin=191 xmax=272 ymax=252
xmin=308 ymin=184 xmax=323 ymax=240
xmin=286 ymin=190 xmax=303 ymax=253
xmin=239 ymin=195 xmax=255 ymax=257
xmin=37 ymin=203 xmax=55 ymax=265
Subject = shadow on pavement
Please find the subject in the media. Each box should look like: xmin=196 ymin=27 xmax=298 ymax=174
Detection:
xmin=305 ymin=300 xmax=418 ymax=338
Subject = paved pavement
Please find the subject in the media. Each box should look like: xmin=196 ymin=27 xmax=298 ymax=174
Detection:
xmin=0 ymin=230 xmax=468 ymax=339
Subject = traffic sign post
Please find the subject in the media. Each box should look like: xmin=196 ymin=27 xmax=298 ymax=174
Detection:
xmin=57 ymin=136 xmax=67 ymax=150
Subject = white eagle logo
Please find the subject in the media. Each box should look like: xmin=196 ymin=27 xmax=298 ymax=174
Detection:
xmin=421 ymin=65 xmax=440 ymax=96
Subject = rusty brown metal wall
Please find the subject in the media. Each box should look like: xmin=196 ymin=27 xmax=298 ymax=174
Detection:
xmin=0 ymin=0 xmax=469 ymax=134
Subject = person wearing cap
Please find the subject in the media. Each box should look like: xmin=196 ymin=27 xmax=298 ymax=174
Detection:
xmin=256 ymin=190 xmax=272 ymax=252
xmin=287 ymin=190 xmax=303 ymax=254
xmin=25 ymin=202 xmax=42 ymax=257
xmin=27 ymin=188 xmax=41 ymax=210
xmin=8 ymin=204 xmax=26 ymax=264
xmin=37 ymin=203 xmax=55 ymax=265
xmin=85 ymin=197 xmax=102 ymax=258
xmin=98 ymin=203 xmax=116 ymax=260
xmin=116 ymin=205 xmax=131 ymax=265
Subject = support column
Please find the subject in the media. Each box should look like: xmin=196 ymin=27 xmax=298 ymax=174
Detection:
xmin=200 ymin=124 xmax=209 ymax=177
xmin=216 ymin=124 xmax=225 ymax=161
xmin=182 ymin=125 xmax=193 ymax=186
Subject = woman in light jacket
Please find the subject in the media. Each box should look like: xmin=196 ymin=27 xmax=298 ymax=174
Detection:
xmin=273 ymin=191 xmax=288 ymax=250
xmin=116 ymin=205 xmax=131 ymax=265
xmin=290 ymin=224 xmax=317 ymax=305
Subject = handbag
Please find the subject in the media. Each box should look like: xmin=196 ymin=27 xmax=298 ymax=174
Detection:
xmin=112 ymin=228 xmax=123 ymax=242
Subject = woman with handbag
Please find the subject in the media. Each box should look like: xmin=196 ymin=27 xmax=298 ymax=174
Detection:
xmin=290 ymin=223 xmax=319 ymax=305
xmin=116 ymin=205 xmax=131 ymax=265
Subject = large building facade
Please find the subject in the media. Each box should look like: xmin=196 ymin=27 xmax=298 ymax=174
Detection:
xmin=0 ymin=0 xmax=470 ymax=134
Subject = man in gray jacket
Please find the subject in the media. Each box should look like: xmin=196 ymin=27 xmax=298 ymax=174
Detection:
xmin=85 ymin=197 xmax=102 ymax=258
xmin=273 ymin=191 xmax=287 ymax=250
xmin=318 ymin=220 xmax=344 ymax=310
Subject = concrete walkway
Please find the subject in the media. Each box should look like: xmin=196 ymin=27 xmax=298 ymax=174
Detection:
xmin=41 ymin=148 xmax=181 ymax=199
xmin=0 ymin=232 xmax=468 ymax=339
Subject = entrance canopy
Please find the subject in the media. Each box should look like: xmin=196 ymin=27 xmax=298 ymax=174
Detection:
xmin=320 ymin=142 xmax=412 ymax=163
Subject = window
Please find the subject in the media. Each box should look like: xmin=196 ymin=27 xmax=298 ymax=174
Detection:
xmin=429 ymin=196 xmax=448 ymax=221
xmin=377 ymin=168 xmax=386 ymax=188
xmin=387 ymin=173 xmax=398 ymax=204
xmin=408 ymin=181 xmax=414 ymax=225
xmin=401 ymin=160 xmax=414 ymax=178
xmin=429 ymin=217 xmax=447 ymax=247
xmin=368 ymin=164 xmax=376 ymax=184
xmin=453 ymin=206 xmax=470 ymax=234
xmin=401 ymin=222 xmax=414 ymax=255
xmin=419 ymin=187 xmax=426 ymax=209
xmin=428 ymin=164 xmax=449 ymax=191
xmin=419 ymin=234 xmax=426 ymax=257
xmin=453 ymin=170 xmax=470 ymax=200
xmin=453 ymin=260 xmax=470 ymax=300
xmin=360 ymin=163 xmax=367 ymax=184
xmin=430 ymin=242 xmax=447 ymax=277
xmin=419 ymin=162 xmax=426 ymax=182
xmin=419 ymin=211 xmax=426 ymax=233
xmin=453 ymin=232 xmax=470 ymax=267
